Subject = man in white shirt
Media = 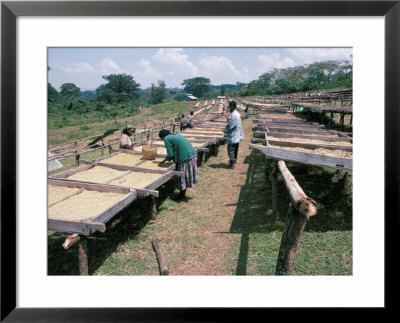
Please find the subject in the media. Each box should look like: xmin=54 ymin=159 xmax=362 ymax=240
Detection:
xmin=223 ymin=101 xmax=244 ymax=169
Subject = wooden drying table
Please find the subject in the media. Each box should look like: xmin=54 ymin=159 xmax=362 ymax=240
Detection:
xmin=291 ymin=102 xmax=353 ymax=131
xmin=48 ymin=179 xmax=138 ymax=275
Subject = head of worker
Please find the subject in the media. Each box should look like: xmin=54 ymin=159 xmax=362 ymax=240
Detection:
xmin=228 ymin=100 xmax=237 ymax=113
xmin=159 ymin=129 xmax=171 ymax=140
xmin=190 ymin=111 xmax=194 ymax=116
xmin=123 ymin=125 xmax=135 ymax=135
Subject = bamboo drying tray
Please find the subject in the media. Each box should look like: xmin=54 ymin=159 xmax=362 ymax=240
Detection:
xmin=268 ymin=145 xmax=353 ymax=159
xmin=109 ymin=171 xmax=163 ymax=189
xmin=49 ymin=190 xmax=126 ymax=220
xmin=101 ymin=153 xmax=144 ymax=166
xmin=138 ymin=157 xmax=174 ymax=169
xmin=48 ymin=185 xmax=81 ymax=206
xmin=133 ymin=146 xmax=168 ymax=155
xmin=66 ymin=165 xmax=125 ymax=183
xmin=48 ymin=179 xmax=137 ymax=235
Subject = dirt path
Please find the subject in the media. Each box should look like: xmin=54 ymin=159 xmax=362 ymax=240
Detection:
xmin=117 ymin=118 xmax=256 ymax=275
xmin=171 ymin=118 xmax=253 ymax=275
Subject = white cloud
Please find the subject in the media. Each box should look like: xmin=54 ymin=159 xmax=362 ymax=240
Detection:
xmin=96 ymin=57 xmax=122 ymax=75
xmin=55 ymin=62 xmax=96 ymax=74
xmin=152 ymin=48 xmax=198 ymax=77
xmin=256 ymin=53 xmax=295 ymax=74
xmin=133 ymin=59 xmax=162 ymax=86
xmin=287 ymin=48 xmax=353 ymax=64
xmin=198 ymin=54 xmax=248 ymax=84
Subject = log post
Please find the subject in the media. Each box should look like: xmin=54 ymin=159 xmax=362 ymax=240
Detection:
xmin=269 ymin=160 xmax=278 ymax=222
xmin=340 ymin=113 xmax=345 ymax=131
xmin=276 ymin=205 xmax=308 ymax=275
xmin=213 ymin=142 xmax=219 ymax=156
xmin=62 ymin=233 xmax=81 ymax=250
xmin=150 ymin=195 xmax=157 ymax=220
xmin=328 ymin=112 xmax=334 ymax=129
xmin=77 ymin=238 xmax=89 ymax=276
xmin=264 ymin=157 xmax=272 ymax=179
xmin=275 ymin=160 xmax=317 ymax=275
xmin=151 ymin=238 xmax=169 ymax=275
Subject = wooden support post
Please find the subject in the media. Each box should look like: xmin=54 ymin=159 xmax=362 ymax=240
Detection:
xmin=275 ymin=204 xmax=308 ymax=275
xmin=213 ymin=143 xmax=219 ymax=156
xmin=151 ymin=238 xmax=169 ymax=275
xmin=150 ymin=195 xmax=157 ymax=220
xmin=101 ymin=138 xmax=105 ymax=155
xmin=328 ymin=112 xmax=333 ymax=129
xmin=77 ymin=238 xmax=89 ymax=276
xmin=108 ymin=144 xmax=112 ymax=154
xmin=350 ymin=114 xmax=353 ymax=125
xmin=275 ymin=160 xmax=317 ymax=275
xmin=62 ymin=233 xmax=81 ymax=250
xmin=340 ymin=113 xmax=345 ymax=131
xmin=269 ymin=160 xmax=278 ymax=222
xmin=264 ymin=157 xmax=272 ymax=180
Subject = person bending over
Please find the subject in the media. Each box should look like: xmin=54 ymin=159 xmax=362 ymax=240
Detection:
xmin=159 ymin=129 xmax=198 ymax=200
xmin=120 ymin=125 xmax=136 ymax=149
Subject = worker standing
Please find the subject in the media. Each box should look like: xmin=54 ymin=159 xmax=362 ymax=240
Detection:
xmin=224 ymin=101 xmax=244 ymax=169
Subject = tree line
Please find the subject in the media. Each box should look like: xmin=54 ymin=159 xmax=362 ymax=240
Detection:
xmin=48 ymin=59 xmax=352 ymax=115
xmin=239 ymin=60 xmax=352 ymax=97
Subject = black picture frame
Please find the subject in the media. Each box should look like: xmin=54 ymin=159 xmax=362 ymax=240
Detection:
xmin=1 ymin=1 xmax=398 ymax=321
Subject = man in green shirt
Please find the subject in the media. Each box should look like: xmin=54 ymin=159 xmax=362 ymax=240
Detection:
xmin=159 ymin=129 xmax=198 ymax=200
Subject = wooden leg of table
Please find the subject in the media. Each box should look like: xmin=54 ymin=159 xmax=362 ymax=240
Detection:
xmin=150 ymin=195 xmax=157 ymax=220
xmin=275 ymin=204 xmax=309 ymax=275
xmin=77 ymin=238 xmax=88 ymax=276
xmin=269 ymin=161 xmax=278 ymax=222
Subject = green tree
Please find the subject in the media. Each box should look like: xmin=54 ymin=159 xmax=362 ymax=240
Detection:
xmin=60 ymin=83 xmax=81 ymax=97
xmin=181 ymin=77 xmax=211 ymax=98
xmin=100 ymin=73 xmax=141 ymax=102
xmin=150 ymin=80 xmax=167 ymax=104
xmin=96 ymin=84 xmax=117 ymax=104
xmin=220 ymin=84 xmax=225 ymax=96
xmin=48 ymin=83 xmax=59 ymax=102
xmin=304 ymin=68 xmax=326 ymax=90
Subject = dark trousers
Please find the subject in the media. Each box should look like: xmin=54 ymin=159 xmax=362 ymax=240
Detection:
xmin=227 ymin=143 xmax=239 ymax=164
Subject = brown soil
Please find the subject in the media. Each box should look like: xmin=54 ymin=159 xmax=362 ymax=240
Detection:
xmin=147 ymin=118 xmax=254 ymax=275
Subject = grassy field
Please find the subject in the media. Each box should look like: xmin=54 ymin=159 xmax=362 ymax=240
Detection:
xmin=48 ymin=101 xmax=195 ymax=146
xmin=48 ymin=117 xmax=352 ymax=276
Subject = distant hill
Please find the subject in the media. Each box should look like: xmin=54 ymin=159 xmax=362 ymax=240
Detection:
xmin=211 ymin=84 xmax=237 ymax=89
xmin=81 ymin=90 xmax=96 ymax=99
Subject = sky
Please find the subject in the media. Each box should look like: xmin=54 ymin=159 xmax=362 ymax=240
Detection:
xmin=48 ymin=47 xmax=352 ymax=91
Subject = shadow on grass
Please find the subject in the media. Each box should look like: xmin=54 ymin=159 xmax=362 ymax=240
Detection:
xmin=48 ymin=181 xmax=176 ymax=275
xmin=208 ymin=163 xmax=231 ymax=169
xmin=229 ymin=149 xmax=353 ymax=275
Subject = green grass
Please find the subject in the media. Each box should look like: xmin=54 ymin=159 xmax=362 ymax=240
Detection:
xmin=48 ymin=101 xmax=195 ymax=145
